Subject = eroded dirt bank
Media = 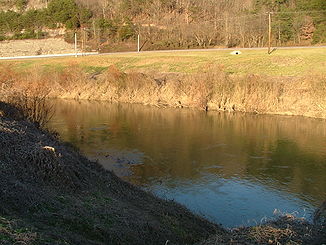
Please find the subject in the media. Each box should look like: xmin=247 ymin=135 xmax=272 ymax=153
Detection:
xmin=1 ymin=64 xmax=326 ymax=119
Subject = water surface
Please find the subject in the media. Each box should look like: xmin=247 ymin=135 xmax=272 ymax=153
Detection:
xmin=49 ymin=99 xmax=326 ymax=227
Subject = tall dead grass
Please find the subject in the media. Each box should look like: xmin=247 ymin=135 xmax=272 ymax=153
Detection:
xmin=0 ymin=65 xmax=54 ymax=127
xmin=1 ymin=63 xmax=326 ymax=119
xmin=190 ymin=69 xmax=326 ymax=118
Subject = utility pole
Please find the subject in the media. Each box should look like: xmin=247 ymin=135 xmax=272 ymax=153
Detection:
xmin=81 ymin=29 xmax=84 ymax=56
xmin=137 ymin=34 xmax=140 ymax=53
xmin=225 ymin=13 xmax=228 ymax=47
xmin=268 ymin=12 xmax=272 ymax=54
xmin=92 ymin=19 xmax=96 ymax=38
xmin=74 ymin=32 xmax=77 ymax=57
xmin=84 ymin=28 xmax=87 ymax=54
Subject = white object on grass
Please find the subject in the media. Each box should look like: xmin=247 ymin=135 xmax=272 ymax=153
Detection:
xmin=230 ymin=50 xmax=242 ymax=55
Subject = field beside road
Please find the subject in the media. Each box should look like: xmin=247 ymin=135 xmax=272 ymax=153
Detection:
xmin=2 ymin=47 xmax=326 ymax=76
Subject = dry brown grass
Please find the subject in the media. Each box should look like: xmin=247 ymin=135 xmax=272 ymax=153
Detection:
xmin=197 ymin=216 xmax=325 ymax=245
xmin=4 ymin=48 xmax=326 ymax=76
xmin=0 ymin=65 xmax=54 ymax=127
xmin=0 ymin=216 xmax=37 ymax=245
xmin=1 ymin=63 xmax=326 ymax=119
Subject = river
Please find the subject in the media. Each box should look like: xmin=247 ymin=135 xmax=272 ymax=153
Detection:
xmin=48 ymin=99 xmax=326 ymax=227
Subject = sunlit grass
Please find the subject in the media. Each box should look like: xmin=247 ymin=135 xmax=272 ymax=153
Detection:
xmin=1 ymin=47 xmax=325 ymax=76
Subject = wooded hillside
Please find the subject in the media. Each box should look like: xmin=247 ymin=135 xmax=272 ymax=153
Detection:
xmin=0 ymin=0 xmax=325 ymax=51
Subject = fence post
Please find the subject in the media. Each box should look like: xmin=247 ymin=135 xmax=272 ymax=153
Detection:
xmin=268 ymin=12 xmax=272 ymax=54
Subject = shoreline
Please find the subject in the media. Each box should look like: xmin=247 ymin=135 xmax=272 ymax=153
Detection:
xmin=0 ymin=101 xmax=220 ymax=244
xmin=0 ymin=101 xmax=325 ymax=244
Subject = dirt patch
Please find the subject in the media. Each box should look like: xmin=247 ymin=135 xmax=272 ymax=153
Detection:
xmin=0 ymin=38 xmax=77 ymax=57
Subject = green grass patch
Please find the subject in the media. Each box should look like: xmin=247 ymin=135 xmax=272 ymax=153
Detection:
xmin=83 ymin=66 xmax=107 ymax=74
xmin=40 ymin=63 xmax=65 ymax=73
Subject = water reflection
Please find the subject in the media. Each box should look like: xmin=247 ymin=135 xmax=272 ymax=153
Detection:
xmin=49 ymin=99 xmax=326 ymax=227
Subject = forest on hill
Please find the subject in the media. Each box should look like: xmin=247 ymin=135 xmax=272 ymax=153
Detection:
xmin=0 ymin=0 xmax=325 ymax=51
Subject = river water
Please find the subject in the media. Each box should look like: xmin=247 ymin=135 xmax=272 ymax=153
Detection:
xmin=48 ymin=99 xmax=326 ymax=227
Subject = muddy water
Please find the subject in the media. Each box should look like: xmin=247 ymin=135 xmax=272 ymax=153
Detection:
xmin=49 ymin=99 xmax=326 ymax=227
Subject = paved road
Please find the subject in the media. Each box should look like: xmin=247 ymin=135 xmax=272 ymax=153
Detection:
xmin=0 ymin=46 xmax=325 ymax=60
xmin=99 ymin=45 xmax=326 ymax=56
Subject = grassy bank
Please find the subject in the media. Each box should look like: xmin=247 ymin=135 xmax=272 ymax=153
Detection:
xmin=1 ymin=54 xmax=326 ymax=118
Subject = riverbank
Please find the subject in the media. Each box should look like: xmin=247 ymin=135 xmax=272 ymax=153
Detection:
xmin=1 ymin=102 xmax=325 ymax=244
xmin=1 ymin=61 xmax=326 ymax=119
xmin=0 ymin=101 xmax=220 ymax=244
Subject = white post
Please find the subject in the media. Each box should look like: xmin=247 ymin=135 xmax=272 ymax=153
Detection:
xmin=268 ymin=12 xmax=272 ymax=54
xmin=137 ymin=34 xmax=140 ymax=52
xmin=74 ymin=32 xmax=77 ymax=57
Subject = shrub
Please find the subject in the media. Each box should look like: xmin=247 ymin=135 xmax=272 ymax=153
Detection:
xmin=0 ymin=67 xmax=54 ymax=128
xmin=9 ymin=90 xmax=54 ymax=128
